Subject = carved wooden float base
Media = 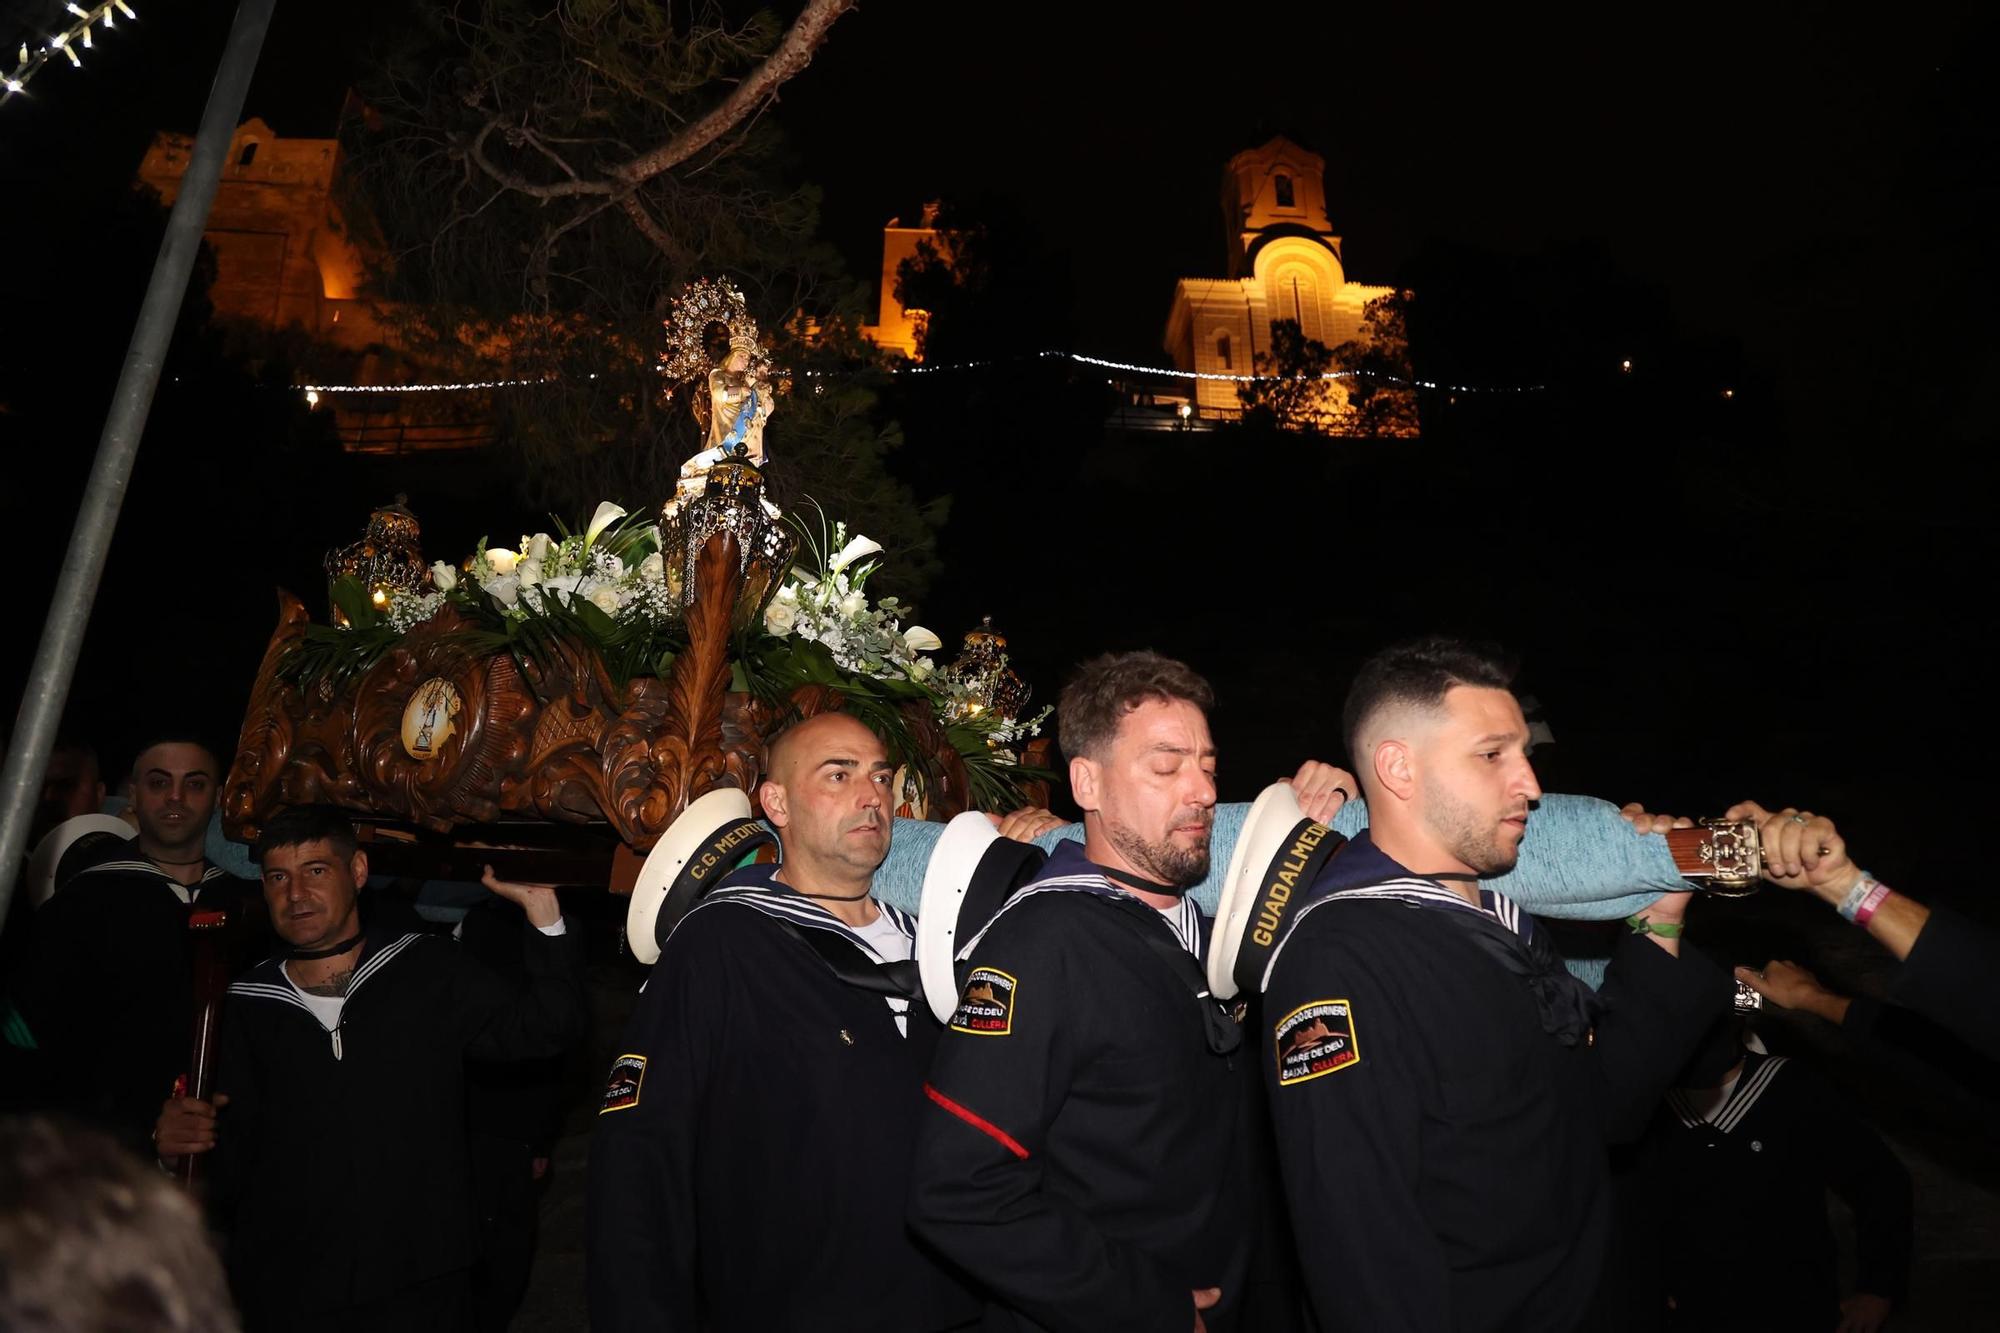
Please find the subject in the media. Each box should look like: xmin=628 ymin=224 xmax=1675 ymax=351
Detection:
xmin=222 ymin=529 xmax=1029 ymax=883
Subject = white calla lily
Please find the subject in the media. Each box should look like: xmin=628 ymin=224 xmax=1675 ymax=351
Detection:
xmin=903 ymin=625 xmax=942 ymax=653
xmin=826 ymin=533 xmax=882 ymax=574
xmin=585 ymin=501 xmax=628 ymax=547
xmin=484 ymin=547 xmax=520 ymax=575
xmin=526 ymin=533 xmax=554 ymax=562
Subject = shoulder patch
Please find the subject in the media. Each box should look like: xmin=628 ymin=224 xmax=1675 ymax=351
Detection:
xmin=950 ymin=967 xmax=1018 ymax=1036
xmin=600 ymin=1053 xmax=647 ymax=1114
xmin=1274 ymin=999 xmax=1360 ymax=1086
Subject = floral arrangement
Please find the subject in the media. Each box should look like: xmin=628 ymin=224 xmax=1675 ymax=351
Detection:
xmin=282 ymin=499 xmax=1047 ymax=811
xmin=762 ymin=519 xmax=941 ymax=681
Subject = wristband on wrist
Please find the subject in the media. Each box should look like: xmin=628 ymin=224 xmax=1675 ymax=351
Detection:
xmin=1626 ymin=914 xmax=1683 ymax=939
xmin=1852 ymin=879 xmax=1893 ymax=927
xmin=1837 ymin=871 xmax=1880 ymax=922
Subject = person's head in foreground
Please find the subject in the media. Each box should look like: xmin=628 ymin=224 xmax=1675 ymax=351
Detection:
xmin=0 ymin=1115 xmax=240 ymax=1332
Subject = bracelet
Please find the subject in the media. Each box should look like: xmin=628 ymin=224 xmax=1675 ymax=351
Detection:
xmin=1626 ymin=914 xmax=1683 ymax=939
xmin=1836 ymin=872 xmax=1878 ymax=922
xmin=1852 ymin=880 xmax=1893 ymax=927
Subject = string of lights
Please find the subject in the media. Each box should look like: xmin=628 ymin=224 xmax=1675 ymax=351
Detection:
xmin=290 ymin=350 xmax=1546 ymax=399
xmin=3 ymin=2 xmax=138 ymax=103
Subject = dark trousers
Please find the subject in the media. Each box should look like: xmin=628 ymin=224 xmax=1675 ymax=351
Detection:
xmin=469 ymin=1132 xmax=544 ymax=1333
xmin=280 ymin=1269 xmax=473 ymax=1333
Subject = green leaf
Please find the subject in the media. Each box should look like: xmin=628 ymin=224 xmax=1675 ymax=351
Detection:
xmin=330 ymin=575 xmax=379 ymax=630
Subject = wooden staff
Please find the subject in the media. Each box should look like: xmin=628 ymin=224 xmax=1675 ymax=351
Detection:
xmin=178 ymin=907 xmax=231 ymax=1189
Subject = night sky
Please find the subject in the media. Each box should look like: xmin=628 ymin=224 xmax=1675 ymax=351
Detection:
xmin=3 ymin=1 xmax=1997 ymax=898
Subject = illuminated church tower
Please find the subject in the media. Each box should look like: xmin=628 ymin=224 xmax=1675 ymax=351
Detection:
xmin=1164 ymin=136 xmax=1398 ymax=420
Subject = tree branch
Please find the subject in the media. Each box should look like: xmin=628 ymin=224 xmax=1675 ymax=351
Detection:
xmin=616 ymin=193 xmax=688 ymax=266
xmin=611 ymin=0 xmax=854 ymax=187
xmin=459 ymin=0 xmax=853 ymax=208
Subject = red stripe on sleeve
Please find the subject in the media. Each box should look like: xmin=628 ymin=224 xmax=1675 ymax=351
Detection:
xmin=924 ymin=1082 xmax=1030 ymax=1160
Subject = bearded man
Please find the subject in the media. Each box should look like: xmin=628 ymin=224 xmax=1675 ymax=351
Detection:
xmin=1259 ymin=638 xmax=1727 ymax=1332
xmin=908 ymin=652 xmax=1273 ymax=1333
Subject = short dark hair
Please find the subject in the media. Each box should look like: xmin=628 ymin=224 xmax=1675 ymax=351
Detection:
xmin=126 ymin=734 xmax=221 ymax=780
xmin=252 ymin=806 xmax=359 ymax=863
xmin=0 ymin=1115 xmax=240 ymax=1332
xmin=1341 ymin=637 xmax=1517 ymax=763
xmin=1058 ymin=651 xmax=1215 ymax=760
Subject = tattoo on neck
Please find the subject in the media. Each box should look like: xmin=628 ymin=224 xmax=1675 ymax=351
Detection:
xmin=299 ymin=969 xmax=353 ymax=999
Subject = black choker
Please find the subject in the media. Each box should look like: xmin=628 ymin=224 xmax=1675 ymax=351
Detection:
xmin=149 ymin=854 xmax=207 ymax=867
xmin=1100 ymin=864 xmax=1183 ymax=896
xmin=796 ymin=888 xmax=872 ymax=902
xmin=289 ymin=932 xmax=363 ymax=961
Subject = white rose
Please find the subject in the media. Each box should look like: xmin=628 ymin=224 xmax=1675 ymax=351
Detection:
xmin=639 ymin=552 xmax=665 ymax=582
xmin=430 ymin=560 xmax=458 ymax=593
xmin=838 ymin=590 xmax=868 ymax=618
xmin=587 ymin=585 xmax=623 ymax=616
xmin=908 ymin=656 xmax=935 ymax=682
xmin=484 ymin=547 xmax=520 ymax=575
xmin=527 ymin=533 xmax=554 ymax=562
xmin=518 ymin=558 xmax=544 ymax=587
xmin=484 ymin=573 xmax=521 ymax=608
xmin=765 ymin=601 xmax=797 ymax=636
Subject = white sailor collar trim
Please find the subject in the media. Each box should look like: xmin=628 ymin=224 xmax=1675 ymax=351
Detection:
xmin=1667 ymin=1052 xmax=1788 ymax=1133
xmin=74 ymin=858 xmax=230 ymax=904
xmin=957 ymin=871 xmax=1204 ymax=963
xmin=678 ymin=884 xmax=913 ymax=957
xmin=1259 ymin=875 xmax=1526 ymax=993
xmin=228 ymin=932 xmax=427 ymax=1015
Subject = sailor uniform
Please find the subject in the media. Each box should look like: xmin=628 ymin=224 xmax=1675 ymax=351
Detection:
xmin=1648 ymin=1050 xmax=1912 ymax=1331
xmin=12 ymin=855 xmax=264 ymax=1150
xmin=210 ymin=922 xmax=584 ymax=1330
xmin=586 ymin=864 xmax=977 ymax=1333
xmin=1260 ymin=833 xmax=1726 ymax=1333
xmin=907 ymin=842 xmax=1252 ymax=1333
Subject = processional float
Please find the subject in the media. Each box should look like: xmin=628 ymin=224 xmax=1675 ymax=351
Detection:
xmin=220 ymin=279 xmax=1050 ymax=894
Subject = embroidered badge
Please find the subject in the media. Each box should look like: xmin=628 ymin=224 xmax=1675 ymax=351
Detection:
xmin=600 ymin=1053 xmax=647 ymax=1114
xmin=1274 ymin=999 xmax=1360 ymax=1086
xmin=950 ymin=967 xmax=1017 ymax=1036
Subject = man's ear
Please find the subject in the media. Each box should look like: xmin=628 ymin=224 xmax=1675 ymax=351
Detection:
xmin=1068 ymin=755 xmax=1102 ymax=816
xmin=1372 ymin=739 xmax=1418 ymax=804
xmin=349 ymin=849 xmax=370 ymax=891
xmin=759 ymin=780 xmax=789 ymax=829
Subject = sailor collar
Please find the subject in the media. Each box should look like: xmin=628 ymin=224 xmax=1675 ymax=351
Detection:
xmin=1667 ymin=1050 xmax=1789 ymax=1134
xmin=681 ymin=863 xmax=915 ymax=958
xmin=956 ymin=841 xmax=1204 ymax=963
xmin=71 ymin=856 xmax=231 ymax=906
xmin=226 ymin=930 xmax=428 ymax=1060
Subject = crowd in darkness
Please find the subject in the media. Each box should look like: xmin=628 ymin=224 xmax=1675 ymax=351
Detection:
xmin=1 ymin=639 xmax=1995 ymax=1332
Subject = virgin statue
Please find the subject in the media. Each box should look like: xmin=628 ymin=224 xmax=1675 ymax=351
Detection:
xmin=665 ymin=330 xmax=779 ymax=520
